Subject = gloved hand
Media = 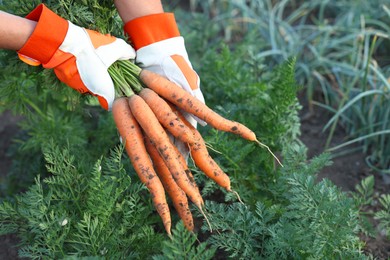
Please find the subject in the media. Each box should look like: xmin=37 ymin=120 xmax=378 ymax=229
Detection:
xmin=18 ymin=4 xmax=135 ymax=110
xmin=124 ymin=13 xmax=205 ymax=156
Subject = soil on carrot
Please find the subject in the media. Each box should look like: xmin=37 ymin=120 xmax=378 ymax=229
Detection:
xmin=0 ymin=92 xmax=389 ymax=258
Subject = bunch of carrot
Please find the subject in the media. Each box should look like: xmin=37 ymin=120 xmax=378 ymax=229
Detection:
xmin=108 ymin=60 xmax=282 ymax=235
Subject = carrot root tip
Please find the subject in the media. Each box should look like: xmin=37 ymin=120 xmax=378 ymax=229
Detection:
xmin=205 ymin=143 xmax=222 ymax=155
xmin=165 ymin=223 xmax=172 ymax=236
xmin=255 ymin=139 xmax=284 ymax=167
xmin=231 ymin=189 xmax=244 ymax=205
xmin=199 ymin=206 xmax=213 ymax=233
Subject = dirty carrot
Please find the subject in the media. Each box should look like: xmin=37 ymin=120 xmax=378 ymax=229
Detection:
xmin=127 ymin=94 xmax=204 ymax=209
xmin=116 ymin=60 xmax=282 ymax=167
xmin=169 ymin=137 xmax=213 ymax=231
xmin=112 ymin=97 xmax=171 ymax=235
xmin=144 ymin=135 xmax=194 ymax=231
xmin=139 ymin=70 xmax=256 ymax=141
xmin=138 ymin=88 xmax=198 ymax=144
xmin=173 ymin=106 xmax=231 ymax=190
xmin=171 ymin=105 xmax=243 ymax=203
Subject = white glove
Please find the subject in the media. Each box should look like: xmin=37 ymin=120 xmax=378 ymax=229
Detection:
xmin=18 ymin=4 xmax=135 ymax=110
xmin=124 ymin=13 xmax=206 ymax=157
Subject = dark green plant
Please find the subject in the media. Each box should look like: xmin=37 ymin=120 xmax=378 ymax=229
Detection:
xmin=0 ymin=90 xmax=118 ymax=196
xmin=153 ymin=222 xmax=216 ymax=260
xmin=181 ymin=0 xmax=390 ymax=173
xmin=192 ymin=44 xmax=301 ymax=204
xmin=0 ymin=1 xmax=373 ymax=258
xmin=354 ymin=175 xmax=390 ymax=241
xmin=375 ymin=194 xmax=390 ymax=240
xmin=0 ymin=1 xmax=127 ymax=195
xmin=200 ymin=154 xmax=366 ymax=259
xmin=0 ymin=143 xmax=164 ymax=259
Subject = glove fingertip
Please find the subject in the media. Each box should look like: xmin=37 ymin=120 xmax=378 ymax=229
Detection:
xmin=97 ymin=96 xmax=110 ymax=110
xmin=196 ymin=118 xmax=207 ymax=127
xmin=117 ymin=38 xmax=136 ymax=60
xmin=97 ymin=81 xmax=115 ymax=111
xmin=193 ymin=88 xmax=205 ymax=104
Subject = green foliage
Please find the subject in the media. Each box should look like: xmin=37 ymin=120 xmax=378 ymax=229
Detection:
xmin=352 ymin=175 xmax=390 ymax=241
xmin=1 ymin=0 xmax=122 ymax=35
xmin=0 ymin=0 xmax=131 ymax=194
xmin=190 ymin=44 xmax=301 ymax=204
xmin=375 ymin=194 xmax=390 ymax=239
xmin=0 ymin=0 xmax=374 ymax=258
xmin=1 ymin=103 xmax=117 ymax=196
xmin=354 ymin=176 xmax=390 ymax=241
xmin=354 ymin=175 xmax=375 ymax=207
xmin=0 ymin=143 xmax=165 ymax=259
xmin=183 ymin=35 xmax=366 ymax=258
xmin=182 ymin=0 xmax=390 ymax=172
xmin=153 ymin=222 xmax=216 ymax=260
xmin=200 ymin=45 xmax=300 ymax=149
xmin=201 ymin=168 xmax=366 ymax=259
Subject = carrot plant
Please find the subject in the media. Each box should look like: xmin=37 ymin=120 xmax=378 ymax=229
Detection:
xmin=178 ymin=0 xmax=390 ymax=173
xmin=0 ymin=143 xmax=164 ymax=258
xmin=0 ymin=0 xmax=374 ymax=258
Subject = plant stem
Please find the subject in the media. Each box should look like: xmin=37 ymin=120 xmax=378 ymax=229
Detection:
xmin=361 ymin=35 xmax=378 ymax=111
xmin=108 ymin=61 xmax=144 ymax=97
xmin=117 ymin=61 xmax=144 ymax=93
xmin=108 ymin=63 xmax=134 ymax=98
xmin=21 ymin=96 xmax=46 ymax=119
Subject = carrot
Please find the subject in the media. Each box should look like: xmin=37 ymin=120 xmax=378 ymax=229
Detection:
xmin=112 ymin=97 xmax=171 ymax=235
xmin=117 ymin=60 xmax=255 ymax=141
xmin=191 ymin=141 xmax=231 ymax=189
xmin=170 ymin=105 xmax=243 ymax=204
xmin=127 ymin=94 xmax=204 ymax=209
xmin=144 ymin=135 xmax=194 ymax=231
xmin=139 ymin=70 xmax=255 ymax=140
xmin=172 ymin=106 xmax=230 ymax=190
xmin=116 ymin=60 xmax=283 ymax=167
xmin=138 ymin=88 xmax=198 ymax=144
xmin=167 ymin=133 xmax=214 ymax=231
xmin=139 ymin=69 xmax=283 ymax=167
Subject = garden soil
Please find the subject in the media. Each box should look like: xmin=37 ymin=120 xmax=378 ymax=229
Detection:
xmin=0 ymin=96 xmax=389 ymax=258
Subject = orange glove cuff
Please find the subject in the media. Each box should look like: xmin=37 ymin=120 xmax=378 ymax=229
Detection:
xmin=124 ymin=13 xmax=180 ymax=50
xmin=18 ymin=4 xmax=68 ymax=64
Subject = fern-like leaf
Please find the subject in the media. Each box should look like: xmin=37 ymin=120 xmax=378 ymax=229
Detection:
xmin=153 ymin=221 xmax=216 ymax=260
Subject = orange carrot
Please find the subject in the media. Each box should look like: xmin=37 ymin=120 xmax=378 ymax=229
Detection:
xmin=115 ymin=61 xmax=282 ymax=167
xmin=167 ymin=133 xmax=214 ymax=230
xmin=174 ymin=107 xmax=244 ymax=204
xmin=170 ymin=139 xmax=199 ymax=191
xmin=127 ymin=94 xmax=204 ymax=209
xmin=191 ymin=142 xmax=231 ymax=189
xmin=144 ymin=135 xmax=194 ymax=231
xmin=139 ymin=88 xmax=198 ymax=144
xmin=172 ymin=106 xmax=231 ymax=190
xmin=112 ymin=97 xmax=171 ymax=235
xmin=139 ymin=69 xmax=256 ymax=141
